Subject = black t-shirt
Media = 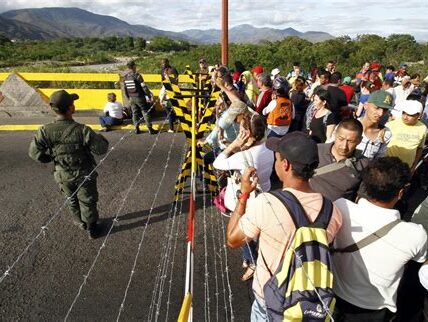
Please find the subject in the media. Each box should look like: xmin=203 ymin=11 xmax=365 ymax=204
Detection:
xmin=327 ymin=85 xmax=347 ymax=123
xmin=291 ymin=91 xmax=309 ymax=116
xmin=310 ymin=112 xmax=336 ymax=143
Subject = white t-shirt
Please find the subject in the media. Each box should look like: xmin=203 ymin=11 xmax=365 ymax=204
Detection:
xmin=213 ymin=143 xmax=274 ymax=211
xmin=393 ymin=84 xmax=414 ymax=106
xmin=213 ymin=143 xmax=274 ymax=192
xmin=103 ymin=102 xmax=124 ymax=119
xmin=262 ymin=99 xmax=295 ymax=135
xmin=333 ymin=198 xmax=427 ymax=312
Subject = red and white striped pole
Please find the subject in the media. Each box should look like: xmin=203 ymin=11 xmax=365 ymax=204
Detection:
xmin=178 ymin=96 xmax=197 ymax=322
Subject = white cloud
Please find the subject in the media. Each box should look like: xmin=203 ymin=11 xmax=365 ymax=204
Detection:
xmin=0 ymin=0 xmax=427 ymax=40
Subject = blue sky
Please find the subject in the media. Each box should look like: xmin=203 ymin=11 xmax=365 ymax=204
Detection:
xmin=2 ymin=0 xmax=428 ymax=41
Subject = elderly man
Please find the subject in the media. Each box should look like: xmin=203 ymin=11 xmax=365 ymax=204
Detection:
xmin=310 ymin=118 xmax=369 ymax=201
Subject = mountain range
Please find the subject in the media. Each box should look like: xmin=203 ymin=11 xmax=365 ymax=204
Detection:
xmin=0 ymin=7 xmax=334 ymax=44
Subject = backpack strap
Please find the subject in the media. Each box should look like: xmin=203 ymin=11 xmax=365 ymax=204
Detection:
xmin=270 ymin=190 xmax=310 ymax=228
xmin=269 ymin=190 xmax=333 ymax=229
xmin=332 ymin=219 xmax=400 ymax=253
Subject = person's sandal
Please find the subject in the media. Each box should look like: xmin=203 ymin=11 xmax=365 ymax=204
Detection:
xmin=242 ymin=260 xmax=249 ymax=269
xmin=241 ymin=264 xmax=256 ymax=281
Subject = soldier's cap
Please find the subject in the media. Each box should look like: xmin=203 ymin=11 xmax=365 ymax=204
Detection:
xmin=367 ymin=90 xmax=393 ymax=110
xmin=266 ymin=131 xmax=319 ymax=173
xmin=49 ymin=90 xmax=79 ymax=112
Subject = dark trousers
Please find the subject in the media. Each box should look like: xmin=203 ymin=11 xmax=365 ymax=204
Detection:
xmin=59 ymin=175 xmax=99 ymax=225
xmin=333 ymin=297 xmax=394 ymax=322
xmin=130 ymin=96 xmax=152 ymax=127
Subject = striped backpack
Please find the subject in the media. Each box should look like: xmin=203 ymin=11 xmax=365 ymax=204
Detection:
xmin=262 ymin=190 xmax=335 ymax=321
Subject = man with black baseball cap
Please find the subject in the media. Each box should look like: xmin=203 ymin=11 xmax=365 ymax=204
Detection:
xmin=226 ymin=131 xmax=342 ymax=321
xmin=29 ymin=90 xmax=109 ymax=239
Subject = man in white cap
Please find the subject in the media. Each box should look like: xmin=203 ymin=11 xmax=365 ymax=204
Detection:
xmin=386 ymin=100 xmax=426 ymax=173
xmin=270 ymin=67 xmax=281 ymax=80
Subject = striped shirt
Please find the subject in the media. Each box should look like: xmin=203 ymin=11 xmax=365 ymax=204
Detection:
xmin=356 ymin=127 xmax=392 ymax=159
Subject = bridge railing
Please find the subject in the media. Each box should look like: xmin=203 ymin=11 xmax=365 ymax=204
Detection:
xmin=0 ymin=72 xmax=195 ymax=111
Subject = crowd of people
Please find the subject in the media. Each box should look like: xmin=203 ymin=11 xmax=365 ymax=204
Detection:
xmin=198 ymin=60 xmax=428 ymax=321
xmin=28 ymin=57 xmax=428 ymax=321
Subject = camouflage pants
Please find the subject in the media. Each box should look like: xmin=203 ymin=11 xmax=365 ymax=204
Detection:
xmin=59 ymin=175 xmax=99 ymax=225
xmin=130 ymin=96 xmax=152 ymax=127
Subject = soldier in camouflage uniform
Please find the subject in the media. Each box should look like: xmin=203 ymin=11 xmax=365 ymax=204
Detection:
xmin=29 ymin=90 xmax=109 ymax=239
xmin=123 ymin=60 xmax=157 ymax=134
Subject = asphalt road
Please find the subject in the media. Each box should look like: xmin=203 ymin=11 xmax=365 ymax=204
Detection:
xmin=0 ymin=130 xmax=253 ymax=321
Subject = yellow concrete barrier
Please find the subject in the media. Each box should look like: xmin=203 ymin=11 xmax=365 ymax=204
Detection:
xmin=39 ymin=88 xmax=161 ymax=110
xmin=0 ymin=72 xmax=194 ymax=83
xmin=0 ymin=72 xmax=197 ymax=110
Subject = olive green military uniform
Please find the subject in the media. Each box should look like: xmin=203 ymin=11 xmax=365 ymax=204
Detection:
xmin=29 ymin=119 xmax=109 ymax=226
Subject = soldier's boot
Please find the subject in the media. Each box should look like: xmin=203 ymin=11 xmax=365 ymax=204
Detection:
xmin=73 ymin=220 xmax=87 ymax=230
xmin=87 ymin=222 xmax=99 ymax=239
xmin=72 ymin=214 xmax=86 ymax=230
xmin=135 ymin=125 xmax=141 ymax=134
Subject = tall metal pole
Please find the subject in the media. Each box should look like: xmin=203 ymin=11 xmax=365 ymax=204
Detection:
xmin=221 ymin=0 xmax=228 ymax=66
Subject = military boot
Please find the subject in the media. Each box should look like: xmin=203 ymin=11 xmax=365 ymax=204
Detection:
xmin=87 ymin=222 xmax=99 ymax=239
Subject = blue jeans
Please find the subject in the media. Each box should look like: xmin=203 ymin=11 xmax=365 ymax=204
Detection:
xmin=251 ymin=293 xmax=268 ymax=322
xmin=242 ymin=240 xmax=258 ymax=264
xmin=163 ymin=100 xmax=176 ymax=130
xmin=99 ymin=116 xmax=123 ymax=127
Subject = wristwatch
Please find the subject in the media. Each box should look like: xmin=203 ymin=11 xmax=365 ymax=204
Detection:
xmin=236 ymin=190 xmax=250 ymax=201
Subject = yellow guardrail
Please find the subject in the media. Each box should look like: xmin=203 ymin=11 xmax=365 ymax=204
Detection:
xmin=0 ymin=72 xmax=195 ymax=110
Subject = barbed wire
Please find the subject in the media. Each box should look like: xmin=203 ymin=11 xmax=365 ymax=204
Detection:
xmin=201 ymin=167 xmax=211 ymax=322
xmin=0 ymin=125 xmax=138 ymax=285
xmin=64 ymin=115 xmax=171 ymax=321
xmin=148 ymin=143 xmax=188 ymax=321
xmin=213 ymin=198 xmax=232 ymax=322
xmin=208 ymin=193 xmax=221 ymax=322
xmin=116 ymin=126 xmax=177 ymax=321
xmin=164 ymin=186 xmax=186 ymax=322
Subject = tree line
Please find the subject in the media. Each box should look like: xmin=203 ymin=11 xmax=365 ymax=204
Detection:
xmin=0 ymin=34 xmax=427 ymax=77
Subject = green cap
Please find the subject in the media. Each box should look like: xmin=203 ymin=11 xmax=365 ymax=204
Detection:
xmin=49 ymin=90 xmax=79 ymax=112
xmin=367 ymin=90 xmax=393 ymax=109
xmin=343 ymin=76 xmax=352 ymax=84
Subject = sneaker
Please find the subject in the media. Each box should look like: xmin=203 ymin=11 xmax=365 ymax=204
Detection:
xmin=167 ymin=129 xmax=174 ymax=133
xmin=87 ymin=223 xmax=99 ymax=239
xmin=135 ymin=127 xmax=141 ymax=134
